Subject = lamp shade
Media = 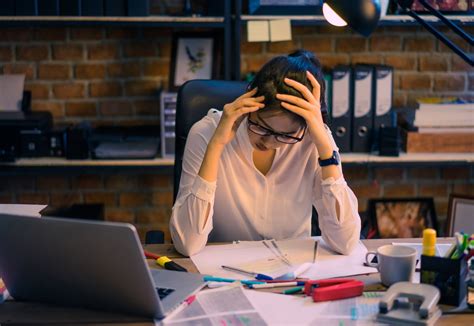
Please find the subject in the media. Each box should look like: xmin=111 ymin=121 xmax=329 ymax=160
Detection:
xmin=323 ymin=0 xmax=381 ymax=37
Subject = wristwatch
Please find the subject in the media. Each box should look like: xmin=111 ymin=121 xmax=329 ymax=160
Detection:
xmin=318 ymin=151 xmax=340 ymax=167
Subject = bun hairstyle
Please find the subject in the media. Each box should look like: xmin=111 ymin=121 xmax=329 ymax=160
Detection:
xmin=248 ymin=49 xmax=328 ymax=124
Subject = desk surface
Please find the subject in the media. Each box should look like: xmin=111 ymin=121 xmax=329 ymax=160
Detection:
xmin=0 ymin=239 xmax=472 ymax=325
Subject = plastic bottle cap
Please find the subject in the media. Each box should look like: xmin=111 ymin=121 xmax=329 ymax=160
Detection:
xmin=422 ymin=228 xmax=437 ymax=256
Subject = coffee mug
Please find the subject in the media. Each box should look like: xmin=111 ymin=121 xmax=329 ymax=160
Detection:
xmin=365 ymin=245 xmax=417 ymax=287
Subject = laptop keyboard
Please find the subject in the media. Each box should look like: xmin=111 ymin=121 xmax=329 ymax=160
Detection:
xmin=156 ymin=287 xmax=175 ymax=300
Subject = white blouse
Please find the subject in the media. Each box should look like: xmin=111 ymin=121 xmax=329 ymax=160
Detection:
xmin=170 ymin=110 xmax=361 ymax=256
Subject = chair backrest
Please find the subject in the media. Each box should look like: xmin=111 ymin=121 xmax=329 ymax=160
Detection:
xmin=174 ymin=79 xmax=248 ymax=201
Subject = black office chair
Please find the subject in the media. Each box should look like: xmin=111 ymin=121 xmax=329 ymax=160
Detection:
xmin=171 ymin=79 xmax=323 ymax=237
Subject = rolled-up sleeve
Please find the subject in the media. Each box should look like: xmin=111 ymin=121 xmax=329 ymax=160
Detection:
xmin=170 ymin=114 xmax=217 ymax=256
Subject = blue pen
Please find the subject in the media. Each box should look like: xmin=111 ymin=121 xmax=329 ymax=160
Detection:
xmin=221 ymin=265 xmax=273 ymax=280
xmin=203 ymin=275 xmax=265 ymax=285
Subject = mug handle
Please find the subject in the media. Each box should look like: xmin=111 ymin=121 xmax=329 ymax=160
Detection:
xmin=365 ymin=251 xmax=378 ymax=267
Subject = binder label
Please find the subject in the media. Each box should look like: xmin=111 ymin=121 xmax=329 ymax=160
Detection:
xmin=354 ymin=70 xmax=372 ymax=118
xmin=376 ymin=70 xmax=392 ymax=117
xmin=332 ymin=72 xmax=350 ymax=118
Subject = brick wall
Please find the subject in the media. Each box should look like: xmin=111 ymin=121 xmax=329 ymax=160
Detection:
xmin=1 ymin=24 xmax=473 ymax=241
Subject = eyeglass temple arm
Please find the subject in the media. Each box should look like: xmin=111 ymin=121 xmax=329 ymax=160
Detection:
xmin=397 ymin=0 xmax=473 ymax=66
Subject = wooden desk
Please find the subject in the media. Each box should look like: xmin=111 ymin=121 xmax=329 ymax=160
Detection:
xmin=0 ymin=239 xmax=472 ymax=325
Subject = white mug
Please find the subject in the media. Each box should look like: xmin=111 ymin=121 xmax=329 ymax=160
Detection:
xmin=365 ymin=245 xmax=417 ymax=287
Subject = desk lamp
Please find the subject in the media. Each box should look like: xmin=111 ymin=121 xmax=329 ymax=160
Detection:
xmin=322 ymin=0 xmax=473 ymax=66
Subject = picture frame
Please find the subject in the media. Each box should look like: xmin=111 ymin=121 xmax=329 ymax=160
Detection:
xmin=168 ymin=32 xmax=219 ymax=92
xmin=410 ymin=0 xmax=473 ymax=14
xmin=367 ymin=198 xmax=438 ymax=239
xmin=446 ymin=194 xmax=474 ymax=236
xmin=248 ymin=0 xmax=323 ymax=15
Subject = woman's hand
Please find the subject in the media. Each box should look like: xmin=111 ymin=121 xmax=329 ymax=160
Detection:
xmin=276 ymin=71 xmax=332 ymax=158
xmin=210 ymin=88 xmax=265 ymax=148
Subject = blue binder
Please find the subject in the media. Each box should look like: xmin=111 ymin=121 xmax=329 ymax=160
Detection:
xmin=351 ymin=65 xmax=374 ymax=153
xmin=329 ymin=65 xmax=352 ymax=153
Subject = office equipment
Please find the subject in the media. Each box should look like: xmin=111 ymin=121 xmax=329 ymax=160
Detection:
xmin=250 ymin=281 xmax=305 ymax=289
xmin=329 ymin=65 xmax=352 ymax=152
xmin=160 ymin=92 xmax=177 ymax=158
xmin=392 ymin=242 xmax=454 ymax=269
xmin=468 ymin=259 xmax=474 ymax=309
xmin=312 ymin=240 xmax=318 ymax=263
xmin=446 ymin=194 xmax=474 ymax=237
xmin=372 ymin=65 xmax=394 ymax=153
xmin=0 ymin=214 xmax=205 ymax=319
xmin=351 ymin=64 xmax=374 ymax=152
xmin=202 ymin=276 xmax=264 ymax=286
xmin=157 ymin=256 xmax=187 ymax=272
xmin=422 ymin=229 xmax=437 ymax=256
xmin=378 ymin=126 xmax=400 ymax=156
xmin=65 ymin=122 xmax=91 ymax=159
xmin=282 ymin=286 xmax=304 ymax=294
xmin=221 ymin=266 xmax=273 ymax=281
xmin=0 ymin=75 xmax=25 ymax=112
xmin=304 ymin=278 xmax=364 ymax=302
xmin=377 ymin=282 xmax=441 ymax=325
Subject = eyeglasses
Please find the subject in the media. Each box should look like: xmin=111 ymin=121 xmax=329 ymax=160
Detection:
xmin=247 ymin=115 xmax=306 ymax=144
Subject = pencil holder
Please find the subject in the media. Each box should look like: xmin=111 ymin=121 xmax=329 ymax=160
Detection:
xmin=420 ymin=255 xmax=468 ymax=306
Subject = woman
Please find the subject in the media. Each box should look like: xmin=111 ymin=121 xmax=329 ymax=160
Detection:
xmin=170 ymin=50 xmax=361 ymax=256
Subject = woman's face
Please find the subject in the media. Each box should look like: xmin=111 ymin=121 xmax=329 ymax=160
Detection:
xmin=247 ymin=111 xmax=304 ymax=151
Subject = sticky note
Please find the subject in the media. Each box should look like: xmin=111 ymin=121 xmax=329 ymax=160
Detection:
xmin=270 ymin=19 xmax=292 ymax=42
xmin=247 ymin=20 xmax=269 ymax=42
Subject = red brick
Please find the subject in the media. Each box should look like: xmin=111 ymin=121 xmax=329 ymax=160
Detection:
xmin=384 ymin=184 xmax=415 ymax=197
xmin=53 ymin=83 xmax=85 ymax=99
xmin=343 ymin=167 xmax=369 ymax=181
xmin=84 ymin=192 xmax=117 ymax=205
xmin=0 ymin=194 xmax=14 ymax=203
xmin=152 ymin=191 xmax=173 ymax=206
xmin=25 ymin=83 xmax=50 ymax=99
xmin=404 ymin=37 xmax=435 ymax=52
xmin=142 ymin=27 xmax=172 ymax=39
xmin=374 ymin=168 xmax=404 ymax=180
xmin=335 ymin=37 xmax=367 ymax=52
xmin=451 ymin=56 xmax=473 ymax=72
xmin=134 ymin=100 xmax=159 ymax=116
xmin=0 ymin=46 xmax=12 ymax=61
xmin=139 ymin=175 xmax=171 ymax=188
xmin=65 ymin=102 xmax=97 ymax=117
xmin=441 ymin=167 xmax=470 ymax=180
xmin=419 ymin=55 xmax=448 ymax=71
xmin=34 ymin=28 xmax=67 ymax=41
xmin=300 ymin=38 xmax=333 ymax=53
xmin=393 ymin=92 xmax=406 ymax=107
xmin=38 ymin=64 xmax=71 ymax=80
xmin=408 ymin=168 xmax=438 ymax=179
xmin=99 ymin=100 xmax=133 ymax=116
xmin=105 ymin=208 xmax=135 ymax=223
xmin=87 ymin=44 xmax=118 ymax=60
xmin=370 ymin=36 xmax=401 ymax=52
xmin=158 ymin=40 xmax=172 ymax=57
xmin=107 ymin=62 xmax=141 ymax=78
xmin=267 ymin=41 xmax=299 ymax=54
xmin=90 ymin=82 xmax=122 ymax=97
xmin=71 ymin=28 xmax=103 ymax=40
xmin=106 ymin=28 xmax=139 ymax=39
xmin=124 ymin=80 xmax=160 ymax=96
xmin=36 ymin=176 xmax=69 ymax=190
xmin=31 ymin=101 xmax=64 ymax=118
xmin=71 ymin=175 xmax=103 ymax=189
xmin=438 ymin=35 xmax=471 ymax=53
xmin=16 ymin=45 xmax=49 ymax=61
xmin=433 ymin=74 xmax=465 ymax=92
xmin=452 ymin=184 xmax=474 ymax=196
xmin=470 ymin=74 xmax=474 ymax=92
xmin=241 ymin=41 xmax=264 ymax=54
xmin=3 ymin=63 xmax=35 ymax=79
xmin=52 ymin=44 xmax=84 ymax=60
xmin=142 ymin=60 xmax=169 ymax=77
xmin=435 ymin=199 xmax=449 ymax=217
xmin=136 ymin=208 xmax=169 ymax=224
xmin=352 ymin=183 xmax=381 ymax=198
xmin=17 ymin=193 xmax=49 ymax=205
xmin=123 ymin=42 xmax=157 ymax=58
xmin=0 ymin=28 xmax=33 ymax=42
xmin=104 ymin=175 xmax=137 ymax=189
xmin=75 ymin=64 xmax=106 ymax=79
xmin=119 ymin=192 xmax=149 ymax=206
xmin=400 ymin=74 xmax=431 ymax=91
xmin=50 ymin=193 xmax=82 ymax=206
xmin=244 ymin=56 xmax=272 ymax=73
xmin=384 ymin=55 xmax=417 ymax=71
xmin=6 ymin=176 xmax=35 ymax=191
xmin=350 ymin=55 xmax=382 ymax=65
xmin=419 ymin=185 xmax=448 ymax=197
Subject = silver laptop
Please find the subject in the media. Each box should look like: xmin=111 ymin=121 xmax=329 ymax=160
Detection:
xmin=0 ymin=214 xmax=205 ymax=319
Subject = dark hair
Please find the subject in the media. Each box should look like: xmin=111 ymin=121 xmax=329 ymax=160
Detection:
xmin=248 ymin=49 xmax=328 ymax=124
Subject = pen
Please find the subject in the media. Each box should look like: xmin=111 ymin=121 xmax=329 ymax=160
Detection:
xmin=221 ymin=265 xmax=273 ymax=280
xmin=249 ymin=281 xmax=306 ymax=289
xmin=282 ymin=286 xmax=304 ymax=295
xmin=313 ymin=241 xmax=319 ymax=263
xmin=156 ymin=256 xmax=187 ymax=272
xmin=203 ymin=275 xmax=265 ymax=285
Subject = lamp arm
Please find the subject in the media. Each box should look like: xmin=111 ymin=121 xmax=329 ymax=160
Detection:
xmin=398 ymin=1 xmax=473 ymax=66
xmin=418 ymin=0 xmax=473 ymax=45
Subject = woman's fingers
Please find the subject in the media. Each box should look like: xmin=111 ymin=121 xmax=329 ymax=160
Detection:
xmin=280 ymin=102 xmax=309 ymax=119
xmin=283 ymin=78 xmax=316 ymax=104
xmin=276 ymin=93 xmax=314 ymax=111
xmin=236 ymin=87 xmax=258 ymax=100
xmin=306 ymin=71 xmax=321 ymax=103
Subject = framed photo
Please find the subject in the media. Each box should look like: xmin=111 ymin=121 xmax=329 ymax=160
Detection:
xmin=446 ymin=194 xmax=474 ymax=236
xmin=169 ymin=33 xmax=218 ymax=91
xmin=368 ymin=198 xmax=438 ymax=239
xmin=411 ymin=0 xmax=473 ymax=14
xmin=249 ymin=0 xmax=323 ymax=15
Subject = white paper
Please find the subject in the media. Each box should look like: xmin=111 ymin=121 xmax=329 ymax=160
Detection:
xmin=269 ymin=19 xmax=292 ymax=42
xmin=0 ymin=204 xmax=46 ymax=217
xmin=191 ymin=237 xmax=377 ymax=281
xmin=247 ymin=20 xmax=269 ymax=42
xmin=0 ymin=74 xmax=25 ymax=112
xmin=244 ymin=289 xmax=383 ymax=325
